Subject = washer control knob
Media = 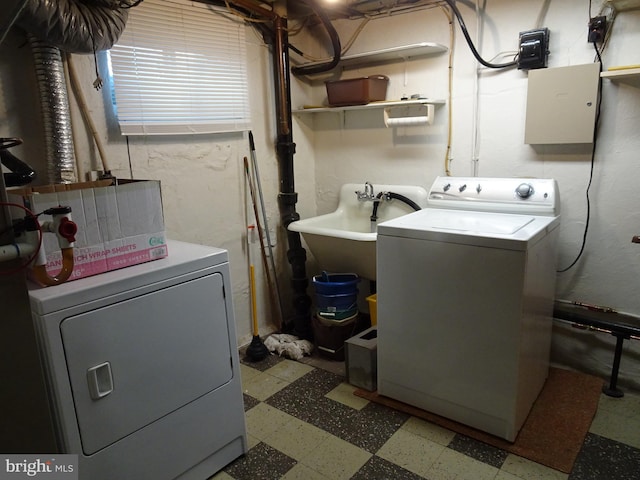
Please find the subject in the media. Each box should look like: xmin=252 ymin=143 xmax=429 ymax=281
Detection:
xmin=443 ymin=183 xmax=451 ymax=192
xmin=459 ymin=184 xmax=467 ymax=192
xmin=516 ymin=183 xmax=534 ymax=198
xmin=476 ymin=184 xmax=482 ymax=194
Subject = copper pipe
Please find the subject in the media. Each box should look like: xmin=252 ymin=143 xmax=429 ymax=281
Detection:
xmin=273 ymin=16 xmax=291 ymax=136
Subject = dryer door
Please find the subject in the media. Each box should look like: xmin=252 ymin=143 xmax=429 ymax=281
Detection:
xmin=60 ymin=272 xmax=232 ymax=455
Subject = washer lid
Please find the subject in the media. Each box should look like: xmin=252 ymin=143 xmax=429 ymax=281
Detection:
xmin=377 ymin=208 xmax=559 ymax=250
xmin=421 ymin=209 xmax=536 ymax=235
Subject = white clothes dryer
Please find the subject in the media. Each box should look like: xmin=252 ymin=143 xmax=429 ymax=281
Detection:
xmin=376 ymin=177 xmax=560 ymax=441
xmin=28 ymin=240 xmax=247 ymax=479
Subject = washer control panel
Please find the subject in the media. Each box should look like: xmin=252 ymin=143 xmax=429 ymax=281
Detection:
xmin=428 ymin=176 xmax=559 ymax=216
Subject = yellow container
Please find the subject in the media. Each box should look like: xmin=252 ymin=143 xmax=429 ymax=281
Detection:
xmin=366 ymin=294 xmax=377 ymax=326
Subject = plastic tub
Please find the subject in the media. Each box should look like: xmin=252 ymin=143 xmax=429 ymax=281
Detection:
xmin=325 ymin=75 xmax=389 ymax=106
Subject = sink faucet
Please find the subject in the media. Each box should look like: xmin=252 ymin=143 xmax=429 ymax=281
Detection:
xmin=356 ymin=182 xmax=375 ymax=201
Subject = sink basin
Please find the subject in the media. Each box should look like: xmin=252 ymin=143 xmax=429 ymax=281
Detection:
xmin=288 ymin=183 xmax=429 ymax=279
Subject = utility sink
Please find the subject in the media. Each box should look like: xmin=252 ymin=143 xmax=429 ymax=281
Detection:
xmin=288 ymin=183 xmax=429 ymax=279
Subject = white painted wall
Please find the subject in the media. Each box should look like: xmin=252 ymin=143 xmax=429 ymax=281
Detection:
xmin=290 ymin=0 xmax=640 ymax=390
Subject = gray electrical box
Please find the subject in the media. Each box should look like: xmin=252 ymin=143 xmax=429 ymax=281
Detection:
xmin=525 ymin=63 xmax=601 ymax=144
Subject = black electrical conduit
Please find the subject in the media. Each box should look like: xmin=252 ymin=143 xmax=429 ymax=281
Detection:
xmin=442 ymin=0 xmax=518 ymax=69
xmin=290 ymin=0 xmax=342 ymax=76
xmin=284 ymin=0 xmax=516 ymax=72
xmin=370 ymin=192 xmax=422 ymax=223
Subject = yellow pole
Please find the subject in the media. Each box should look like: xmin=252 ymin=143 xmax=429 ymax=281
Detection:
xmin=250 ymin=264 xmax=259 ymax=336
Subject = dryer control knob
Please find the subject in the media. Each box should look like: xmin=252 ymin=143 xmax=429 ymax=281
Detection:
xmin=516 ymin=183 xmax=534 ymax=198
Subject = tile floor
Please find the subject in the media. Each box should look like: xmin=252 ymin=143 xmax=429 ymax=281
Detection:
xmin=212 ymin=354 xmax=640 ymax=480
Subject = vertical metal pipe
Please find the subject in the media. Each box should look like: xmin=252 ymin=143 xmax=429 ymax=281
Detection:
xmin=272 ymin=15 xmax=312 ymax=340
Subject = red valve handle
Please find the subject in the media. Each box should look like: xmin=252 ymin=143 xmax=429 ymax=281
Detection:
xmin=58 ymin=217 xmax=78 ymax=243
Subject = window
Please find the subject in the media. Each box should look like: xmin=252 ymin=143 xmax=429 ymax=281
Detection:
xmin=108 ymin=0 xmax=250 ymax=135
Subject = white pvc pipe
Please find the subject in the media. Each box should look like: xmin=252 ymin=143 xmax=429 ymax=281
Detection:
xmin=0 ymin=243 xmax=36 ymax=262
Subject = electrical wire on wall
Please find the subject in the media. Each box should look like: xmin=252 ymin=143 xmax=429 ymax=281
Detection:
xmin=590 ymin=1 xmax=616 ymax=62
xmin=441 ymin=0 xmax=518 ymax=69
xmin=557 ymin=42 xmax=603 ymax=273
xmin=441 ymin=4 xmax=455 ymax=176
xmin=470 ymin=0 xmax=485 ymax=177
xmin=449 ymin=0 xmax=551 ymax=177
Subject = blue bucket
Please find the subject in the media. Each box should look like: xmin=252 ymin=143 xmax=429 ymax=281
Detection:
xmin=316 ymin=293 xmax=358 ymax=312
xmin=313 ymin=272 xmax=359 ymax=315
xmin=312 ymin=272 xmax=360 ymax=295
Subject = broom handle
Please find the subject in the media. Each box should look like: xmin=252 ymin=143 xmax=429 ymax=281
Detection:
xmin=244 ymin=157 xmax=282 ymax=329
xmin=249 ymin=131 xmax=283 ymax=316
xmin=250 ymin=264 xmax=259 ymax=336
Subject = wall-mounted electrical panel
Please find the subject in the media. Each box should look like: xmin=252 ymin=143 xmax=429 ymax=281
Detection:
xmin=588 ymin=16 xmax=607 ymax=43
xmin=525 ymin=63 xmax=601 ymax=144
xmin=518 ymin=28 xmax=550 ymax=70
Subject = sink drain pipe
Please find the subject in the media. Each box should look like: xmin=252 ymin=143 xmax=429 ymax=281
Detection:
xmin=270 ymin=0 xmax=341 ymax=340
xmin=271 ymin=14 xmax=313 ymax=340
xmin=232 ymin=0 xmax=342 ymax=340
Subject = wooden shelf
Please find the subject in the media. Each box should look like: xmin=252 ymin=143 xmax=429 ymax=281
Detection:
xmin=293 ymin=42 xmax=448 ymax=72
xmin=293 ymin=99 xmax=445 ymax=114
xmin=601 ymin=67 xmax=640 ymax=87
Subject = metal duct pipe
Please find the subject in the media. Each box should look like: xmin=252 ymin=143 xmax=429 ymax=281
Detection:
xmin=17 ymin=2 xmax=134 ymax=184
xmin=29 ymin=36 xmax=77 ymax=184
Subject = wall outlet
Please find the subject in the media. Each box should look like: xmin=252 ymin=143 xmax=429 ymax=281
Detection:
xmin=588 ymin=16 xmax=607 ymax=43
xmin=518 ymin=28 xmax=550 ymax=70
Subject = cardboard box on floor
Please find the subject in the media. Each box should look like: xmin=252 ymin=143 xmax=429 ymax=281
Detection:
xmin=9 ymin=179 xmax=167 ymax=282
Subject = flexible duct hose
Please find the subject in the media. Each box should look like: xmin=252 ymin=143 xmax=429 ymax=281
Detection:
xmin=19 ymin=2 xmax=133 ymax=183
xmin=29 ymin=36 xmax=77 ymax=184
xmin=16 ymin=0 xmax=129 ymax=54
xmin=32 ymin=248 xmax=75 ymax=286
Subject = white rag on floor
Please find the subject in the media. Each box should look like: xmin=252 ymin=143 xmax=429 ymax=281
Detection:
xmin=263 ymin=334 xmax=314 ymax=360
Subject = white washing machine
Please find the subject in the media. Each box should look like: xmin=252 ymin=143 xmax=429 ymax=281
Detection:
xmin=28 ymin=240 xmax=247 ymax=479
xmin=376 ymin=177 xmax=560 ymax=441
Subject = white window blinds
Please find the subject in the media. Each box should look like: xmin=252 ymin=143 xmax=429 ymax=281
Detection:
xmin=108 ymin=0 xmax=250 ymax=135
